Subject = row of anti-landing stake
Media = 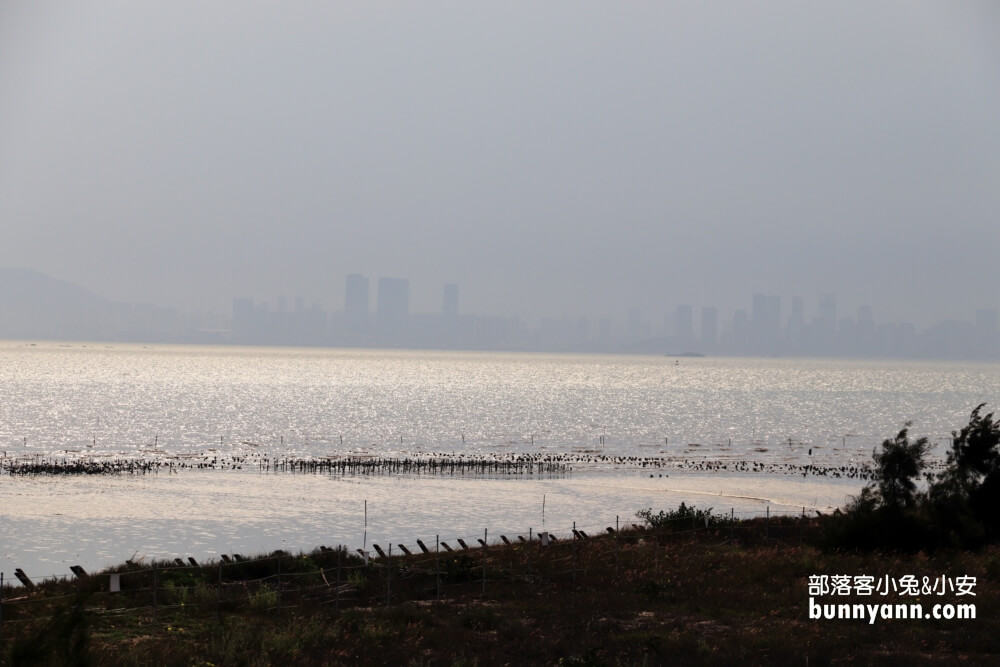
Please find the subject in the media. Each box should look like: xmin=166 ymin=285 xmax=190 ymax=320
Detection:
xmin=0 ymin=451 xmax=884 ymax=480
xmin=5 ymin=524 xmax=613 ymax=589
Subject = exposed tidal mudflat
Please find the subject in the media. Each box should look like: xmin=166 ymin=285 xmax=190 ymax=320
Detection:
xmin=2 ymin=341 xmax=998 ymax=580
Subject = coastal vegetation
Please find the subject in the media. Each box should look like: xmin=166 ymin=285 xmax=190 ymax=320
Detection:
xmin=825 ymin=404 xmax=1000 ymax=550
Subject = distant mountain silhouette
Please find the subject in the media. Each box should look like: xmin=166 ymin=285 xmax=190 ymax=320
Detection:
xmin=0 ymin=268 xmax=107 ymax=340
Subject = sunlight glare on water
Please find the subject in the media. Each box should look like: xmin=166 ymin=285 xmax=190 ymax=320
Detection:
xmin=2 ymin=342 xmax=998 ymax=461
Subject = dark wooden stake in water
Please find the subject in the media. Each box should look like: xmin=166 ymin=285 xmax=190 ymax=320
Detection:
xmin=152 ymin=563 xmax=158 ymax=631
xmin=482 ymin=529 xmax=488 ymax=595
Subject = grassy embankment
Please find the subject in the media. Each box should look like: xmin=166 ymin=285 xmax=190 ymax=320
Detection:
xmin=2 ymin=515 xmax=998 ymax=666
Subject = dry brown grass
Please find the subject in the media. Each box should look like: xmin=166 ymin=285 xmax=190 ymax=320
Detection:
xmin=3 ymin=522 xmax=998 ymax=665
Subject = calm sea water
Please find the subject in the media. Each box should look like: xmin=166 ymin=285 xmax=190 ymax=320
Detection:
xmin=2 ymin=342 xmax=999 ymax=581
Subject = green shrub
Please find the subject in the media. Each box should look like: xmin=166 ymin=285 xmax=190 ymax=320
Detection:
xmin=636 ymin=503 xmax=734 ymax=530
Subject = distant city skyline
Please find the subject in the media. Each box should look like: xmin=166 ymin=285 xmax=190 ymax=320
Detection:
xmin=1 ymin=267 xmax=997 ymax=360
xmin=15 ymin=261 xmax=997 ymax=334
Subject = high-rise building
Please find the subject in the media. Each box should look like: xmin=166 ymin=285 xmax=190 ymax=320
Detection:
xmin=345 ymin=274 xmax=369 ymax=330
xmin=443 ymin=283 xmax=458 ymax=317
xmin=814 ymin=293 xmax=839 ymax=354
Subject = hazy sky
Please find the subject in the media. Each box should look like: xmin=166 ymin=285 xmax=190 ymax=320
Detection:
xmin=1 ymin=2 xmax=998 ymax=326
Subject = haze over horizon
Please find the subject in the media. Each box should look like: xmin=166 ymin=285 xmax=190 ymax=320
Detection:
xmin=2 ymin=2 xmax=998 ymax=328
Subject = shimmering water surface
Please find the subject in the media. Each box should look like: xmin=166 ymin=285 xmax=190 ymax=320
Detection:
xmin=2 ymin=342 xmax=999 ymax=581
